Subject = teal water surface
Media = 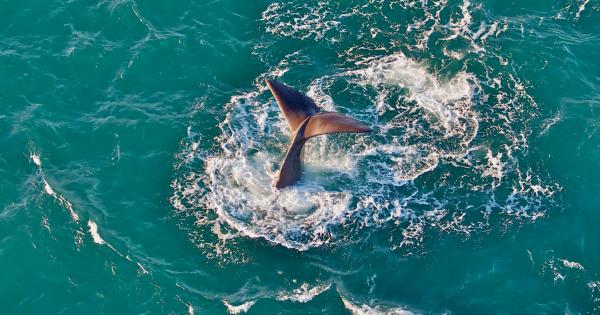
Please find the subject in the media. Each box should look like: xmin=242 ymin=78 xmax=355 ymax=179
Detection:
xmin=1 ymin=0 xmax=600 ymax=314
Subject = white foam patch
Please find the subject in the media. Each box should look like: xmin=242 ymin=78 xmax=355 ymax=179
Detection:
xmin=576 ymin=0 xmax=590 ymax=18
xmin=341 ymin=296 xmax=415 ymax=315
xmin=349 ymin=52 xmax=478 ymax=145
xmin=276 ymin=283 xmax=331 ymax=303
xmin=482 ymin=150 xmax=504 ymax=186
xmin=223 ymin=300 xmax=256 ymax=314
xmin=362 ymin=144 xmax=439 ymax=182
xmin=561 ymin=259 xmax=584 ymax=270
xmin=31 ymin=153 xmax=42 ymax=166
xmin=352 ymin=52 xmax=476 ymax=133
xmin=87 ymin=220 xmax=106 ymax=244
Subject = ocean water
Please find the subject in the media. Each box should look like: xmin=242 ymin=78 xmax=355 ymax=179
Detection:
xmin=1 ymin=0 xmax=599 ymax=313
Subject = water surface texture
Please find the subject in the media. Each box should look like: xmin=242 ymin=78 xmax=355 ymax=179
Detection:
xmin=1 ymin=0 xmax=600 ymax=314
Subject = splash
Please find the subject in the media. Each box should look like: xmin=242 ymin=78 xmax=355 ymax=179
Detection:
xmin=351 ymin=52 xmax=476 ymax=134
xmin=171 ymin=0 xmax=558 ymax=253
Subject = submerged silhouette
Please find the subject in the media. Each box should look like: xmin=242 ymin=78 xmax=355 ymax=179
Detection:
xmin=265 ymin=79 xmax=372 ymax=188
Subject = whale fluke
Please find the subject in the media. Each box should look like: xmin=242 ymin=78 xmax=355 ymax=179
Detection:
xmin=304 ymin=112 xmax=372 ymax=139
xmin=265 ymin=79 xmax=320 ymax=132
xmin=265 ymin=79 xmax=371 ymax=189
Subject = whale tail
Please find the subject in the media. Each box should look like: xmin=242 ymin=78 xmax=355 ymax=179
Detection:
xmin=265 ymin=79 xmax=371 ymax=188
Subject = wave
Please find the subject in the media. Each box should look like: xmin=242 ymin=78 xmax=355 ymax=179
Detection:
xmin=31 ymin=152 xmax=80 ymax=222
xmin=30 ymin=151 xmax=149 ymax=274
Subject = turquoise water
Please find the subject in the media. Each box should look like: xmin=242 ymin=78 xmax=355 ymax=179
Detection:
xmin=1 ymin=0 xmax=600 ymax=313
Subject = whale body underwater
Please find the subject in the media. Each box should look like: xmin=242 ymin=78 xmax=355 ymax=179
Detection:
xmin=265 ymin=79 xmax=372 ymax=188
